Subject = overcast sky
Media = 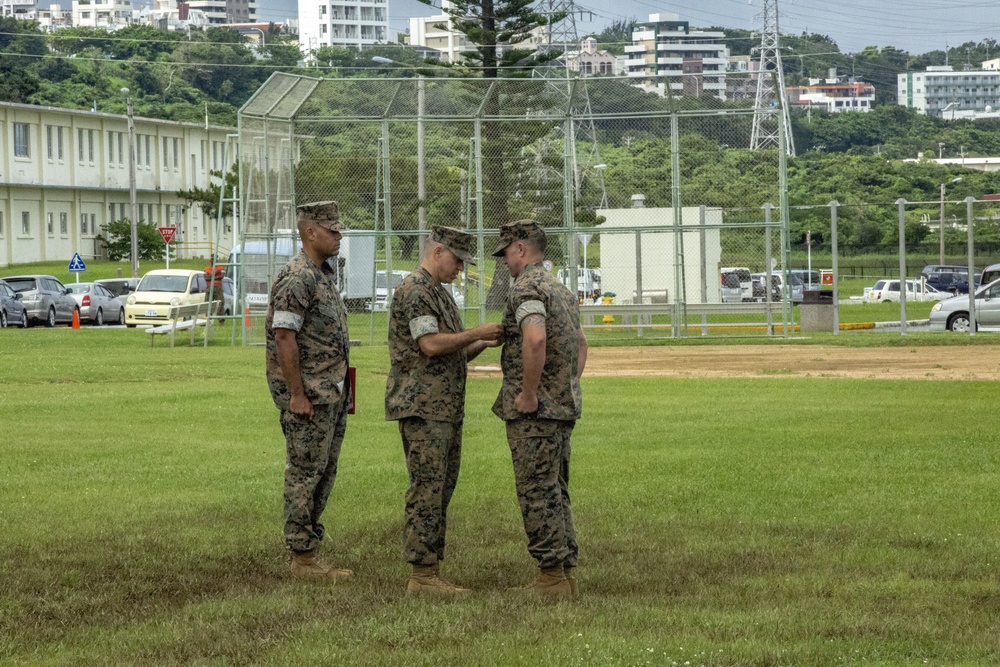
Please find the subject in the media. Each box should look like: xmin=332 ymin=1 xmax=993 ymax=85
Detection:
xmin=254 ymin=0 xmax=1000 ymax=56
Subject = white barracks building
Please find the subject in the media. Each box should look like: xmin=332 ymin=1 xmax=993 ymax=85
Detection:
xmin=0 ymin=102 xmax=235 ymax=268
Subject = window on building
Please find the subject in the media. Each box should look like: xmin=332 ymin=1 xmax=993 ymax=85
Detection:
xmin=173 ymin=137 xmax=179 ymax=169
xmin=14 ymin=123 xmax=29 ymax=158
xmin=163 ymin=137 xmax=170 ymax=168
xmin=144 ymin=135 xmax=150 ymax=167
xmin=119 ymin=203 xmax=126 ymax=220
xmin=147 ymin=204 xmax=154 ymax=223
xmin=90 ymin=213 xmax=96 ymax=235
xmin=60 ymin=212 xmax=67 ymax=236
xmin=136 ymin=134 xmax=142 ymax=164
xmin=118 ymin=133 xmax=124 ymax=165
xmin=88 ymin=129 xmax=94 ymax=162
xmin=109 ymin=131 xmax=116 ymax=163
xmin=57 ymin=126 xmax=64 ymax=160
xmin=47 ymin=125 xmax=54 ymax=160
xmin=78 ymin=128 xmax=85 ymax=163
xmin=81 ymin=213 xmax=89 ymax=236
xmin=47 ymin=212 xmax=54 ymax=236
xmin=21 ymin=212 xmax=30 ymax=236
xmin=201 ymin=140 xmax=207 ymax=170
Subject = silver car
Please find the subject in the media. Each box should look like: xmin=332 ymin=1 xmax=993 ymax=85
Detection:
xmin=67 ymin=282 xmax=125 ymax=325
xmin=0 ymin=279 xmax=29 ymax=328
xmin=3 ymin=274 xmax=78 ymax=327
xmin=929 ymin=278 xmax=1000 ymax=332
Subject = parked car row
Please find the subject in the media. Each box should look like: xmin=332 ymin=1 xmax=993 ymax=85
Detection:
xmin=0 ymin=269 xmax=237 ymax=329
xmin=721 ymin=267 xmax=807 ymax=304
xmin=1 ymin=275 xmax=79 ymax=327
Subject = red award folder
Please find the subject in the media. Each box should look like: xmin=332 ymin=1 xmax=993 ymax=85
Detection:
xmin=347 ymin=367 xmax=356 ymax=414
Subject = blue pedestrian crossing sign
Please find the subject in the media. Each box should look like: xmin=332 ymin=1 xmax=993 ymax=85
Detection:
xmin=68 ymin=253 xmax=87 ymax=273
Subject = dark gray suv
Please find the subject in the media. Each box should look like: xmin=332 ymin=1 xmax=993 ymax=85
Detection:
xmin=3 ymin=274 xmax=79 ymax=327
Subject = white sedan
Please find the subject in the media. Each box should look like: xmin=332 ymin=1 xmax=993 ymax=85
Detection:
xmin=864 ymin=279 xmax=949 ymax=303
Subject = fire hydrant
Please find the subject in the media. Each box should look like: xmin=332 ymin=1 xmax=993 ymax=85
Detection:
xmin=602 ymin=292 xmax=615 ymax=325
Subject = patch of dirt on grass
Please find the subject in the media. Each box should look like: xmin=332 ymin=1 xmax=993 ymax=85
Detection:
xmin=581 ymin=345 xmax=998 ymax=380
xmin=471 ymin=346 xmax=999 ymax=380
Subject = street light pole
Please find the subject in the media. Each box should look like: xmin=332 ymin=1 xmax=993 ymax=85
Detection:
xmin=940 ymin=177 xmax=962 ymax=265
xmin=122 ymin=87 xmax=139 ymax=278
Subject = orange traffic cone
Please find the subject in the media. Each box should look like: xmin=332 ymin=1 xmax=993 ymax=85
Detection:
xmin=71 ymin=309 xmax=80 ymax=329
xmin=244 ymin=307 xmax=252 ymax=327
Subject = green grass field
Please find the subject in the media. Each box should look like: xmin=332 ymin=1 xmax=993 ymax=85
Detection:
xmin=2 ymin=328 xmax=999 ymax=665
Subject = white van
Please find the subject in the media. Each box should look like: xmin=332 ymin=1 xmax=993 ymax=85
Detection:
xmin=720 ymin=267 xmax=753 ymax=302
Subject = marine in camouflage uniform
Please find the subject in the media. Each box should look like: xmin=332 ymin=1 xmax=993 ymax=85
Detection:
xmin=386 ymin=226 xmax=503 ymax=595
xmin=492 ymin=220 xmax=588 ymax=598
xmin=265 ymin=201 xmax=353 ymax=581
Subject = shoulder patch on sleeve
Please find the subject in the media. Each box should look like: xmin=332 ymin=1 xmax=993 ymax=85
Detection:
xmin=409 ymin=315 xmax=439 ymax=339
xmin=273 ymin=310 xmax=303 ymax=331
xmin=515 ymin=299 xmax=546 ymax=327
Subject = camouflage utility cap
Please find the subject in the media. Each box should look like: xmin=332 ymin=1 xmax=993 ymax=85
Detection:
xmin=493 ymin=219 xmax=546 ymax=256
xmin=431 ymin=226 xmax=477 ymax=264
xmin=298 ymin=200 xmax=343 ymax=232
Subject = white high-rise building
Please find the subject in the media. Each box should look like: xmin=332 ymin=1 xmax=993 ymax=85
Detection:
xmin=299 ymin=0 xmax=388 ymax=55
xmin=898 ymin=65 xmax=1000 ymax=119
xmin=185 ymin=0 xmax=257 ymax=25
xmin=405 ymin=1 xmax=549 ymax=65
xmin=625 ymin=13 xmax=729 ymax=100
xmin=71 ymin=0 xmax=133 ymax=29
xmin=1 ymin=0 xmax=35 ymax=19
xmin=407 ymin=1 xmax=470 ymax=63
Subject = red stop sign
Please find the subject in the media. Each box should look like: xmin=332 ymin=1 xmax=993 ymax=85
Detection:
xmin=158 ymin=227 xmax=177 ymax=244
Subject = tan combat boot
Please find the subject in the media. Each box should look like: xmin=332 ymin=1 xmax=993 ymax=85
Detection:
xmin=406 ymin=564 xmax=470 ymax=596
xmin=512 ymin=566 xmax=574 ymax=599
xmin=563 ymin=566 xmax=580 ymax=599
xmin=290 ymin=550 xmax=354 ymax=582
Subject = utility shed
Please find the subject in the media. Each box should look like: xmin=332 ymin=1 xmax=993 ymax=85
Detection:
xmin=597 ymin=203 xmax=724 ymax=304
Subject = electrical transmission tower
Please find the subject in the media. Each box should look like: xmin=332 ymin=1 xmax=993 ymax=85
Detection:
xmin=534 ymin=0 xmax=607 ymax=211
xmin=750 ymin=0 xmax=795 ymax=156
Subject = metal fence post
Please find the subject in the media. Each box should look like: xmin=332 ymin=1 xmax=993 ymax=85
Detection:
xmin=670 ymin=111 xmax=683 ymax=338
xmin=830 ymin=200 xmax=839 ymax=335
xmin=381 ymin=119 xmax=394 ymax=312
xmin=897 ymin=198 xmax=907 ymax=335
xmin=967 ymin=196 xmax=977 ymax=337
xmin=564 ymin=115 xmax=578 ymax=297
xmin=764 ymin=203 xmax=774 ymax=335
xmin=473 ymin=122 xmax=485 ymax=325
xmin=699 ymin=205 xmax=708 ymax=336
xmin=635 ymin=230 xmax=644 ymax=338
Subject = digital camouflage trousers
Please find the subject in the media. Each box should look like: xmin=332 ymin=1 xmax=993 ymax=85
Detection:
xmin=506 ymin=418 xmax=578 ymax=569
xmin=282 ymin=398 xmax=348 ymax=554
xmin=400 ymin=417 xmax=462 ymax=566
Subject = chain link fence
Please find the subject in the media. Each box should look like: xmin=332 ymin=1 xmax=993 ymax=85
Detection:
xmin=233 ymin=71 xmax=795 ymax=345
